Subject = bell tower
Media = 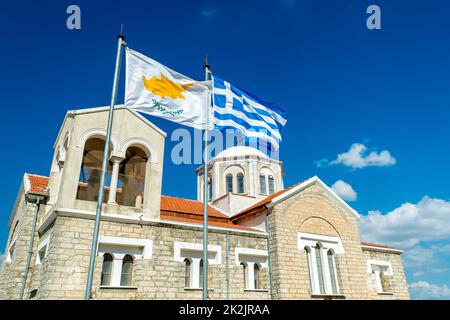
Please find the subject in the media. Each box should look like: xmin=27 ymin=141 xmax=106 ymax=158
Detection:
xmin=195 ymin=146 xmax=284 ymax=216
xmin=47 ymin=106 xmax=166 ymax=219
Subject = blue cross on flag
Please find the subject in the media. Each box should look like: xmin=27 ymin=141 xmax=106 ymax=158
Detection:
xmin=212 ymin=76 xmax=287 ymax=150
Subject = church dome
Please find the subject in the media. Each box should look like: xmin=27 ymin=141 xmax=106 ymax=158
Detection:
xmin=213 ymin=146 xmax=269 ymax=160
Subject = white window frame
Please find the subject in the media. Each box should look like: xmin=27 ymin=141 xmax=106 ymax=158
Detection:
xmin=35 ymin=234 xmax=51 ymax=265
xmin=5 ymin=238 xmax=17 ymax=263
xmin=174 ymin=242 xmax=221 ymax=289
xmin=97 ymin=236 xmax=152 ymax=287
xmin=298 ymin=233 xmax=343 ymax=295
xmin=367 ymin=260 xmax=393 ymax=293
xmin=235 ymin=247 xmax=268 ymax=290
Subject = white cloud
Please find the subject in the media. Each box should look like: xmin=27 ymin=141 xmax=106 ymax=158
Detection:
xmin=359 ymin=196 xmax=450 ymax=249
xmin=409 ymin=281 xmax=450 ymax=300
xmin=201 ymin=8 xmax=217 ymax=18
xmin=331 ymin=180 xmax=357 ymax=202
xmin=321 ymin=143 xmax=396 ymax=169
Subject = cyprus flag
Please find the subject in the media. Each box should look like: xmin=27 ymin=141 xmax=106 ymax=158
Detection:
xmin=125 ymin=48 xmax=212 ymax=129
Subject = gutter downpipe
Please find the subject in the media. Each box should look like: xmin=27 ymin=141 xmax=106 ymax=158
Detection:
xmin=265 ymin=212 xmax=274 ymax=300
xmin=19 ymin=195 xmax=43 ymax=300
xmin=225 ymin=232 xmax=231 ymax=300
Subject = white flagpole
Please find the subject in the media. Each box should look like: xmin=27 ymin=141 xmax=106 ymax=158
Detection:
xmin=84 ymin=27 xmax=126 ymax=300
xmin=202 ymin=55 xmax=211 ymax=300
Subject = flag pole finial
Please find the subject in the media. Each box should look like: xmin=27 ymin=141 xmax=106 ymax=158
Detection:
xmin=204 ymin=54 xmax=210 ymax=71
xmin=118 ymin=24 xmax=125 ymax=40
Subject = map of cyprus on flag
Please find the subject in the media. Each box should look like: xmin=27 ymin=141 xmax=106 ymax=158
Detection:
xmin=125 ymin=48 xmax=212 ymax=129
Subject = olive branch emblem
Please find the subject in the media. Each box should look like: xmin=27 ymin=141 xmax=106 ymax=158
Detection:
xmin=152 ymin=99 xmax=184 ymax=117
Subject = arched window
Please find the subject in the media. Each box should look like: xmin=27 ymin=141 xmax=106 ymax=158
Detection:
xmin=305 ymin=246 xmax=315 ymax=293
xmin=241 ymin=262 xmax=247 ymax=288
xmin=118 ymin=147 xmax=147 ymax=207
xmin=10 ymin=221 xmax=19 ymax=242
xmin=184 ymin=258 xmax=191 ymax=288
xmin=254 ymin=264 xmax=261 ymax=289
xmin=208 ymin=177 xmax=213 ymax=201
xmin=226 ymin=174 xmax=233 ymax=193
xmin=77 ymin=137 xmax=112 ymax=202
xmin=199 ymin=259 xmax=204 ymax=288
xmin=259 ymin=174 xmax=267 ymax=195
xmin=237 ymin=173 xmax=245 ymax=194
xmin=268 ymin=176 xmax=275 ymax=195
xmin=327 ymin=250 xmax=339 ymax=294
xmin=101 ymin=253 xmax=113 ymax=286
xmin=120 ymin=255 xmax=133 ymax=286
xmin=314 ymin=243 xmax=326 ymax=294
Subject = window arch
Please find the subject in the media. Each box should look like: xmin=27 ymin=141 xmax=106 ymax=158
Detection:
xmin=314 ymin=243 xmax=326 ymax=294
xmin=268 ymin=175 xmax=275 ymax=195
xmin=199 ymin=259 xmax=205 ymax=289
xmin=226 ymin=174 xmax=233 ymax=194
xmin=77 ymin=137 xmax=112 ymax=202
xmin=304 ymin=246 xmax=315 ymax=293
xmin=254 ymin=263 xmax=261 ymax=289
xmin=241 ymin=262 xmax=247 ymax=288
xmin=101 ymin=253 xmax=113 ymax=286
xmin=10 ymin=221 xmax=19 ymax=242
xmin=117 ymin=146 xmax=147 ymax=207
xmin=237 ymin=173 xmax=245 ymax=194
xmin=327 ymin=250 xmax=339 ymax=294
xmin=208 ymin=176 xmax=213 ymax=201
xmin=184 ymin=258 xmax=191 ymax=288
xmin=120 ymin=254 xmax=133 ymax=286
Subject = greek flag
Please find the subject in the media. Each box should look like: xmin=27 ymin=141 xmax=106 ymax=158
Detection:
xmin=212 ymin=76 xmax=287 ymax=150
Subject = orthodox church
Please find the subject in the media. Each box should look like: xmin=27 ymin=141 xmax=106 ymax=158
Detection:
xmin=0 ymin=106 xmax=409 ymax=300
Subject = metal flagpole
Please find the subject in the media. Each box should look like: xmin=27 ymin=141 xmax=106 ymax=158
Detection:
xmin=202 ymin=55 xmax=211 ymax=300
xmin=84 ymin=27 xmax=125 ymax=300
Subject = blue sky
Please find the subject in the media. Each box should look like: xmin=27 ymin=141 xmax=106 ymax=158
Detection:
xmin=1 ymin=0 xmax=449 ymax=299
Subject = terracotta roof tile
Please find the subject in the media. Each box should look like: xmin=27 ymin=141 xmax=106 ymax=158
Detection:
xmin=25 ymin=174 xmax=49 ymax=195
xmin=160 ymin=214 xmax=259 ymax=232
xmin=232 ymin=180 xmax=308 ymax=219
xmin=23 ymin=174 xmax=234 ymax=222
xmin=160 ymin=195 xmax=228 ymax=218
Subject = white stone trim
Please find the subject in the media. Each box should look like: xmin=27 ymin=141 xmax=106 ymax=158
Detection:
xmin=367 ymin=260 xmax=393 ymax=293
xmin=234 ymin=247 xmax=268 ymax=268
xmin=117 ymin=137 xmax=159 ymax=163
xmin=78 ymin=128 xmax=119 ymax=155
xmin=5 ymin=237 xmax=17 ymax=263
xmin=173 ymin=242 xmax=221 ymax=265
xmin=266 ymin=176 xmax=360 ymax=219
xmin=300 ymin=233 xmax=342 ymax=295
xmin=367 ymin=260 xmax=393 ymax=276
xmin=35 ymin=234 xmax=51 ymax=265
xmin=98 ymin=236 xmax=153 ymax=260
xmin=38 ymin=207 xmax=267 ymax=237
xmin=235 ymin=247 xmax=268 ymax=290
xmin=298 ymin=232 xmax=344 ymax=254
xmin=361 ymin=244 xmax=403 ymax=254
xmin=174 ymin=242 xmax=221 ymax=289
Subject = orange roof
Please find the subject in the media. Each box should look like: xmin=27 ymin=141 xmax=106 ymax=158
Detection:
xmin=25 ymin=174 xmax=49 ymax=195
xmin=160 ymin=195 xmax=228 ymax=219
xmin=232 ymin=180 xmax=307 ymax=220
xmin=160 ymin=213 xmax=258 ymax=232
xmin=22 ymin=174 xmax=259 ymax=231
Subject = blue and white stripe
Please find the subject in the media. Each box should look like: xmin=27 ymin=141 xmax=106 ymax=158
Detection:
xmin=212 ymin=76 xmax=287 ymax=150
